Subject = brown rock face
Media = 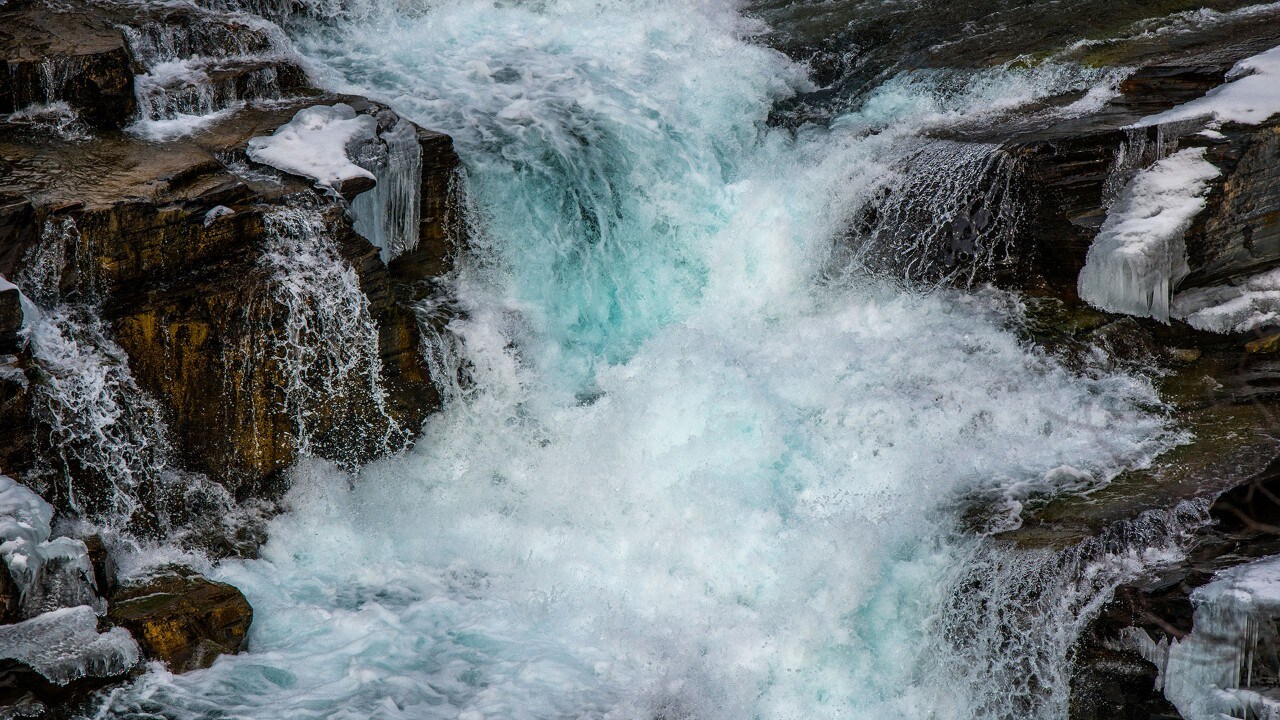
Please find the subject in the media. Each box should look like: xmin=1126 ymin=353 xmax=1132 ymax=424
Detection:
xmin=0 ymin=99 xmax=459 ymax=508
xmin=0 ymin=2 xmax=136 ymax=128
xmin=107 ymin=567 xmax=253 ymax=673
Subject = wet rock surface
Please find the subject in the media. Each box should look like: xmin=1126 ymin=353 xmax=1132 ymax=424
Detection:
xmin=107 ymin=566 xmax=253 ymax=673
xmin=0 ymin=0 xmax=465 ymax=515
xmin=803 ymin=6 xmax=1280 ymax=717
xmin=0 ymin=1 xmax=136 ymax=128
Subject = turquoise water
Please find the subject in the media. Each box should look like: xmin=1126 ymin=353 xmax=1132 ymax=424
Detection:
xmin=97 ymin=1 xmax=1180 ymax=718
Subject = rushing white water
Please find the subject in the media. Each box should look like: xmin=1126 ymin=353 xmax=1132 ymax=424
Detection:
xmin=249 ymin=203 xmax=403 ymax=457
xmin=94 ymin=0 xmax=1184 ymax=718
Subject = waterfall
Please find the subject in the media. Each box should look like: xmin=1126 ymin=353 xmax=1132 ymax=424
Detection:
xmin=85 ymin=0 xmax=1193 ymax=717
xmin=930 ymin=501 xmax=1207 ymax=720
xmin=845 ymin=140 xmax=1025 ymax=287
xmin=14 ymin=219 xmax=250 ymax=543
xmin=119 ymin=7 xmax=302 ymax=138
xmin=248 ymin=202 xmax=403 ymax=459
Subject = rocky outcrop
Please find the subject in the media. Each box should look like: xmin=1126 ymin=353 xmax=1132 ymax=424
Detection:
xmin=0 ymin=1 xmax=136 ymax=128
xmin=842 ymin=8 xmax=1280 ymax=718
xmin=107 ymin=566 xmax=253 ymax=673
xmin=1 ymin=472 xmax=253 ymax=713
xmin=0 ymin=0 xmax=466 ymax=525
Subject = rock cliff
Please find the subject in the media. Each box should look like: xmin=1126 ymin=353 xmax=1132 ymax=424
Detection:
xmin=0 ymin=0 xmax=467 ymax=709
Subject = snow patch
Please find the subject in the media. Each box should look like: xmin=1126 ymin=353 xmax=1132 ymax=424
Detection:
xmin=1139 ymin=45 xmax=1280 ymax=128
xmin=247 ymin=104 xmax=377 ymax=193
xmin=204 ymin=205 xmax=236 ymax=227
xmin=1077 ymin=148 xmax=1220 ymax=321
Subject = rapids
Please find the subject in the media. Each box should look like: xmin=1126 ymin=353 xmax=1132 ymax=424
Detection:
xmin=89 ymin=0 xmax=1200 ymax=718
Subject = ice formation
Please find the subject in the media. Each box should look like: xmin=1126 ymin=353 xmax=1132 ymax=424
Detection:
xmin=0 ymin=475 xmax=101 ymax=618
xmin=0 ymin=605 xmax=139 ymax=685
xmin=1077 ymin=147 xmax=1220 ymax=321
xmin=350 ymin=117 xmax=422 ymax=261
xmin=246 ymin=104 xmax=377 ymax=192
xmin=1132 ymin=554 xmax=1280 ymax=720
xmin=1173 ymin=266 xmax=1280 ymax=333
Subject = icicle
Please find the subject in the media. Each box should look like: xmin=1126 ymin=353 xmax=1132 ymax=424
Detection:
xmin=1077 ymin=147 xmax=1219 ymax=322
xmin=1130 ymin=554 xmax=1280 ymax=720
xmin=352 ymin=118 xmax=423 ymax=262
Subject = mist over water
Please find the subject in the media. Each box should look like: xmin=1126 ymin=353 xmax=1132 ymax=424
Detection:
xmin=98 ymin=0 xmax=1185 ymax=717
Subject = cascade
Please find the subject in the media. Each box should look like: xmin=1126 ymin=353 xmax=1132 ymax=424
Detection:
xmin=845 ymin=140 xmax=1025 ymax=287
xmin=15 ymin=219 xmax=248 ymax=541
xmin=24 ymin=0 xmax=1260 ymax=717
xmin=931 ymin=501 xmax=1206 ymax=720
xmin=119 ymin=6 xmax=303 ymax=136
xmin=245 ymin=202 xmax=403 ymax=459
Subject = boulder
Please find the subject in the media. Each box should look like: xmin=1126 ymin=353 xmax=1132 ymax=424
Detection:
xmin=107 ymin=567 xmax=252 ymax=673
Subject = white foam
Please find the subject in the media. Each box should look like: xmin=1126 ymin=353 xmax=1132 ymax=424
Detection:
xmin=1078 ymin=147 xmax=1220 ymax=321
xmin=247 ymin=103 xmax=377 ymax=192
xmin=90 ymin=1 xmax=1180 ymax=718
xmin=1139 ymin=45 xmax=1280 ymax=128
xmin=128 ymin=104 xmax=240 ymax=142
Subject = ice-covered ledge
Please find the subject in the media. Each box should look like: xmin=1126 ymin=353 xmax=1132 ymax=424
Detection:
xmin=247 ymin=103 xmax=379 ymax=200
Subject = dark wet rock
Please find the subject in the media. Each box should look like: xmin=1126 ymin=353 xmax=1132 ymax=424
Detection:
xmin=757 ymin=0 xmax=1274 ymax=127
xmin=0 ymin=284 xmax=20 ymax=352
xmin=0 ymin=1 xmax=136 ymax=128
xmin=81 ymin=535 xmax=116 ymax=599
xmin=1181 ymin=124 xmax=1280 ymax=289
xmin=1069 ymin=644 xmax=1175 ymax=720
xmin=107 ymin=567 xmax=251 ymax=673
xmin=336 ymin=173 xmax=378 ymax=201
xmin=0 ymin=557 xmax=18 ymax=625
xmin=0 ymin=355 xmax=33 ymax=487
xmin=0 ymin=76 xmax=462 ymax=503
